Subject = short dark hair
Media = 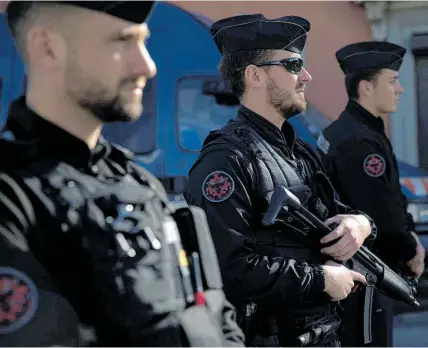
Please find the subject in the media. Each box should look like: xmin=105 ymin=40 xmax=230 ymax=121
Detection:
xmin=345 ymin=68 xmax=381 ymax=99
xmin=7 ymin=2 xmax=81 ymax=64
xmin=218 ymin=49 xmax=274 ymax=99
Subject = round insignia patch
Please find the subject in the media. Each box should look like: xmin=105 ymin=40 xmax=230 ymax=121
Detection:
xmin=363 ymin=154 xmax=386 ymax=177
xmin=202 ymin=171 xmax=235 ymax=203
xmin=0 ymin=267 xmax=39 ymax=334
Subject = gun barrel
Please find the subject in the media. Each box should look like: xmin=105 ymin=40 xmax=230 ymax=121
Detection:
xmin=352 ymin=247 xmax=419 ymax=307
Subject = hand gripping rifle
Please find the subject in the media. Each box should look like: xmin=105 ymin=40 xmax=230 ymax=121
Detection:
xmin=262 ymin=186 xmax=419 ymax=344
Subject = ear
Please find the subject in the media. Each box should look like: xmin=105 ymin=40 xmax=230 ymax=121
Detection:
xmin=358 ymin=79 xmax=374 ymax=98
xmin=244 ymin=65 xmax=265 ymax=89
xmin=26 ymin=26 xmax=67 ymax=70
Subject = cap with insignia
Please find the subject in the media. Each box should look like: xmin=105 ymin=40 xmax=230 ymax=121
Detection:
xmin=336 ymin=41 xmax=406 ymax=75
xmin=210 ymin=14 xmax=310 ymax=55
xmin=6 ymin=1 xmax=155 ymax=33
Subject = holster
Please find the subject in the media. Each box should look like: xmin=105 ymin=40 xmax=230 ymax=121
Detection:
xmin=237 ymin=303 xmax=280 ymax=347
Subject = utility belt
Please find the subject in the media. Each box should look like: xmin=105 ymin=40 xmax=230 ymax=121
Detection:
xmin=242 ymin=303 xmax=339 ymax=347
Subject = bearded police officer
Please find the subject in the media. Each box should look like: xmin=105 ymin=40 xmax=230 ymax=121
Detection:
xmin=0 ymin=1 xmax=244 ymax=346
xmin=184 ymin=14 xmax=376 ymax=347
xmin=317 ymin=41 xmax=426 ymax=347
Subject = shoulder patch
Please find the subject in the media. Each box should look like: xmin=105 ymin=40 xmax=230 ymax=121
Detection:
xmin=202 ymin=171 xmax=235 ymax=203
xmin=363 ymin=154 xmax=386 ymax=177
xmin=0 ymin=267 xmax=39 ymax=334
xmin=316 ymin=133 xmax=330 ymax=155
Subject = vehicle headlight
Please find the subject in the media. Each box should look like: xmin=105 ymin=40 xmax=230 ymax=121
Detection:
xmin=407 ymin=203 xmax=428 ymax=223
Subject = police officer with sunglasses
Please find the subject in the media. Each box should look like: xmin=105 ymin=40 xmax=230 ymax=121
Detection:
xmin=184 ymin=14 xmax=376 ymax=347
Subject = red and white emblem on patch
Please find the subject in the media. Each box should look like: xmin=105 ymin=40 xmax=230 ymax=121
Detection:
xmin=363 ymin=154 xmax=386 ymax=177
xmin=0 ymin=267 xmax=39 ymax=334
xmin=202 ymin=171 xmax=235 ymax=203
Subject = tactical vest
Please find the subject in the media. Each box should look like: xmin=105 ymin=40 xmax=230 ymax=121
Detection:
xmin=0 ymin=139 xmax=228 ymax=347
xmin=199 ymin=121 xmax=339 ymax=265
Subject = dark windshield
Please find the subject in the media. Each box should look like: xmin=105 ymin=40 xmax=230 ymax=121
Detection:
xmin=176 ymin=76 xmax=238 ymax=152
xmin=101 ymin=78 xmax=156 ymax=154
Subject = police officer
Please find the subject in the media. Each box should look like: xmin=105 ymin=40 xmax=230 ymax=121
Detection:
xmin=0 ymin=1 xmax=244 ymax=346
xmin=317 ymin=41 xmax=426 ymax=347
xmin=184 ymin=14 xmax=376 ymax=347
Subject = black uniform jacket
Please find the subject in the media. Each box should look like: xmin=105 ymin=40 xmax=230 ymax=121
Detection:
xmin=318 ymin=99 xmax=417 ymax=266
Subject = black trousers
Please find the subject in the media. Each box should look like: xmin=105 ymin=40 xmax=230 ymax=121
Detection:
xmin=371 ymin=293 xmax=393 ymax=347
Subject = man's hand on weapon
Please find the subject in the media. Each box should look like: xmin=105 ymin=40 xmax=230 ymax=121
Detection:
xmin=407 ymin=231 xmax=426 ymax=279
xmin=320 ymin=214 xmax=372 ymax=261
xmin=322 ymin=260 xmax=366 ymax=301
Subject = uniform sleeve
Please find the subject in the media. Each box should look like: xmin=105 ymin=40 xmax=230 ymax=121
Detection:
xmin=0 ymin=174 xmax=80 ymax=346
xmin=184 ymin=150 xmax=326 ymax=311
xmin=330 ymin=140 xmax=417 ymax=262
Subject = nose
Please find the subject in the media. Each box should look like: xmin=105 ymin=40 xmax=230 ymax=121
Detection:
xmin=396 ymin=81 xmax=404 ymax=94
xmin=135 ymin=42 xmax=157 ymax=80
xmin=299 ymin=67 xmax=312 ymax=83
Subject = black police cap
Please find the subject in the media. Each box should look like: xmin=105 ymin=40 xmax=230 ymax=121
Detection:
xmin=211 ymin=14 xmax=310 ymax=55
xmin=6 ymin=1 xmax=155 ymax=31
xmin=336 ymin=41 xmax=406 ymax=75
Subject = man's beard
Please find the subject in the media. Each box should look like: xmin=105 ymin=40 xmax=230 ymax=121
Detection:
xmin=77 ymin=92 xmax=142 ymax=124
xmin=65 ymin=61 xmax=143 ymax=123
xmin=267 ymin=77 xmax=307 ymax=119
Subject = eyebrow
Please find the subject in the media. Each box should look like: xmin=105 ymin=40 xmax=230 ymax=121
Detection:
xmin=110 ymin=24 xmax=151 ymax=41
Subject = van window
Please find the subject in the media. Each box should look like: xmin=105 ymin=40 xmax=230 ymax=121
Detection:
xmin=102 ymin=78 xmax=156 ymax=154
xmin=176 ymin=76 xmax=237 ymax=152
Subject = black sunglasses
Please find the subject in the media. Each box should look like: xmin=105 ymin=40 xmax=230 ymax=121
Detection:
xmin=236 ymin=57 xmax=304 ymax=75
